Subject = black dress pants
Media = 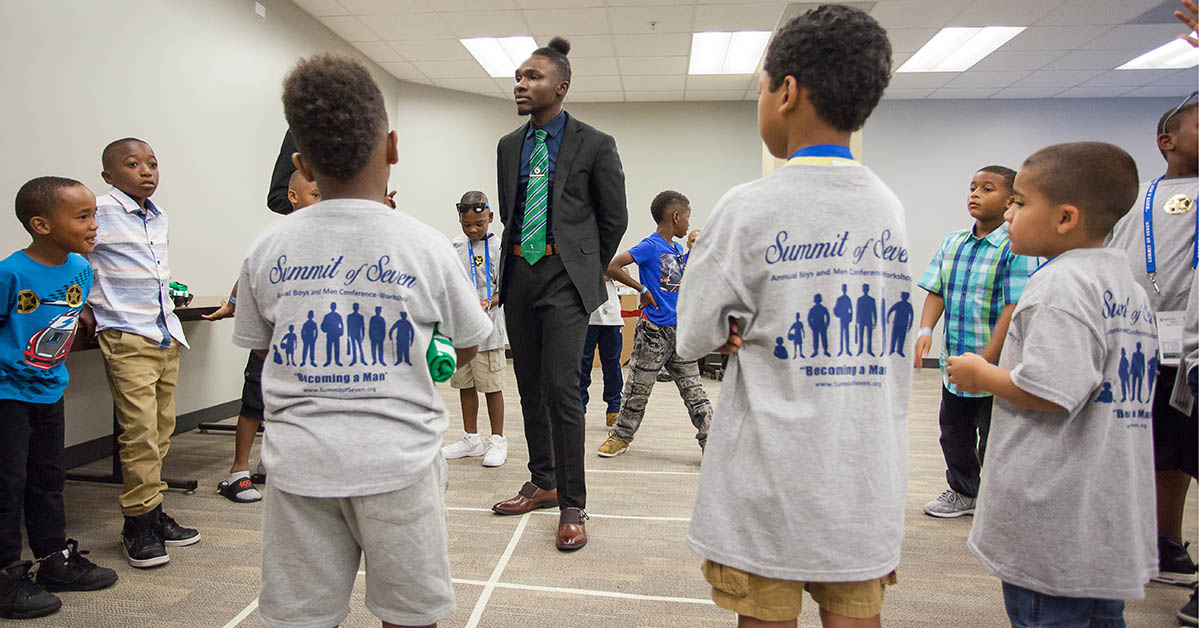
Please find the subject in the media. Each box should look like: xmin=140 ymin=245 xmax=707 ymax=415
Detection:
xmin=0 ymin=398 xmax=67 ymax=565
xmin=504 ymin=255 xmax=590 ymax=509
xmin=938 ymin=386 xmax=993 ymax=498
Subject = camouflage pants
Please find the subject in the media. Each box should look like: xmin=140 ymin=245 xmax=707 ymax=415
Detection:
xmin=611 ymin=319 xmax=712 ymax=448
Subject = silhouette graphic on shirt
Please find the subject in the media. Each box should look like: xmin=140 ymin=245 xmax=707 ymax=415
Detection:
xmin=887 ymin=292 xmax=914 ymax=357
xmin=272 ymin=344 xmax=283 ymax=365
xmin=773 ymin=337 xmax=788 ymax=360
xmin=390 ymin=311 xmax=415 ymax=366
xmin=322 ymin=302 xmax=344 ymax=367
xmin=856 ymin=284 xmax=877 ymax=357
xmin=369 ymin=306 xmax=387 ymax=366
xmin=1119 ymin=347 xmax=1130 ymax=402
xmin=787 ymin=313 xmax=805 ymax=359
xmin=1130 ymin=342 xmax=1146 ymax=402
xmin=834 ymin=284 xmax=854 ymax=356
xmin=300 ymin=311 xmax=318 ymax=367
xmin=808 ymin=294 xmax=831 ymax=357
xmin=281 ymin=325 xmax=297 ymax=366
xmin=1147 ymin=350 xmax=1159 ymax=396
xmin=1096 ymin=381 xmax=1114 ymax=403
xmin=347 ymin=303 xmax=366 ymax=366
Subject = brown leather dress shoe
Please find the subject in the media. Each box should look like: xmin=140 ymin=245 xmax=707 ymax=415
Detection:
xmin=491 ymin=481 xmax=558 ymax=515
xmin=556 ymin=507 xmax=588 ymax=551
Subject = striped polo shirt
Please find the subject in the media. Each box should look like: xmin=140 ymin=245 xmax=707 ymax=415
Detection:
xmin=85 ymin=188 xmax=187 ymax=349
xmin=918 ymin=224 xmax=1036 ymax=396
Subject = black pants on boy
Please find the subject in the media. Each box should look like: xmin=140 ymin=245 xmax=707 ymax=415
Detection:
xmin=0 ymin=398 xmax=67 ymax=565
xmin=938 ymin=386 xmax=993 ymax=498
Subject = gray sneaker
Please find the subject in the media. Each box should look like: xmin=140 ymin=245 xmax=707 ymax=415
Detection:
xmin=923 ymin=489 xmax=976 ymax=518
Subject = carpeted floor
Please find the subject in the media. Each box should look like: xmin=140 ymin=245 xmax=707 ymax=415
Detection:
xmin=15 ymin=368 xmax=1197 ymax=627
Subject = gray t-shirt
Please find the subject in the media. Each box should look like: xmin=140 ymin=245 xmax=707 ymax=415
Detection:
xmin=450 ymin=233 xmax=507 ymax=352
xmin=968 ymin=248 xmax=1158 ymax=600
xmin=1109 ymin=177 xmax=1198 ymax=313
xmin=233 ymin=199 xmax=492 ymax=498
xmin=677 ymin=162 xmax=913 ymax=581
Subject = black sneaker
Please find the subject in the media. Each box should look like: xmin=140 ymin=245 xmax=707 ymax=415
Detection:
xmin=0 ymin=561 xmax=61 ymax=619
xmin=1154 ymin=537 xmax=1199 ymax=586
xmin=656 ymin=371 xmax=673 ymax=382
xmin=1180 ymin=586 xmax=1198 ymax=626
xmin=122 ymin=511 xmax=169 ymax=568
xmin=154 ymin=507 xmax=200 ymax=547
xmin=36 ymin=540 xmax=118 ymax=592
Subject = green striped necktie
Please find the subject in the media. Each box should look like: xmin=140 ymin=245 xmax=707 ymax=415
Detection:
xmin=521 ymin=129 xmax=549 ymax=265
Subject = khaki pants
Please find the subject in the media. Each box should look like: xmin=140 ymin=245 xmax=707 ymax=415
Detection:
xmin=97 ymin=330 xmax=180 ymax=517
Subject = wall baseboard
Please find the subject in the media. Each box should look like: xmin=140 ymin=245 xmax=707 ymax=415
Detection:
xmin=64 ymin=399 xmax=239 ymax=469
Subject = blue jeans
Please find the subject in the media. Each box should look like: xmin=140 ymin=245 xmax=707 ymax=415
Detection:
xmin=1002 ymin=582 xmax=1125 ymax=628
xmin=580 ymin=325 xmax=623 ymax=413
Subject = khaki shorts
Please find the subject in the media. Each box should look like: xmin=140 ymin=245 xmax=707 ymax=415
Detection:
xmin=702 ymin=560 xmax=896 ymax=621
xmin=450 ymin=348 xmax=506 ymax=393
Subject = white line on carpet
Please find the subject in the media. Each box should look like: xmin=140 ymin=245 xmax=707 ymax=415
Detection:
xmin=588 ymin=469 xmax=700 ymax=476
xmin=221 ymin=598 xmax=258 ymax=628
xmin=465 ymin=511 xmax=531 ymax=628
xmin=446 ymin=506 xmax=689 ymax=522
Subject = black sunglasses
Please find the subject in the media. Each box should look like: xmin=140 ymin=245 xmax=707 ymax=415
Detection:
xmin=456 ymin=201 xmax=490 ymax=213
xmin=1159 ymin=90 xmax=1198 ymax=135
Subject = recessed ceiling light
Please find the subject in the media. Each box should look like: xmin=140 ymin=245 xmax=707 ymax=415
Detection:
xmin=688 ymin=31 xmax=772 ymax=75
xmin=896 ymin=26 xmax=1025 ymax=73
xmin=461 ymin=36 xmax=538 ymax=78
xmin=1116 ymin=35 xmax=1199 ymax=70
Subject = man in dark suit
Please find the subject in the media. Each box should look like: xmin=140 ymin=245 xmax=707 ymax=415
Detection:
xmin=489 ymin=37 xmax=627 ymax=552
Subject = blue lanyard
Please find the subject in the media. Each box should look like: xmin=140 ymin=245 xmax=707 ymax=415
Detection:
xmin=1143 ymin=176 xmax=1199 ymax=294
xmin=788 ymin=144 xmax=854 ymax=160
xmin=468 ymin=235 xmax=492 ymax=300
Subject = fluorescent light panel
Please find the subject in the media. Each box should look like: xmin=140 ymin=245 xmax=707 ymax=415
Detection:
xmin=689 ymin=31 xmax=771 ymax=75
xmin=461 ymin=36 xmax=537 ymax=78
xmin=897 ymin=26 xmax=1025 ymax=73
xmin=1117 ymin=35 xmax=1199 ymax=70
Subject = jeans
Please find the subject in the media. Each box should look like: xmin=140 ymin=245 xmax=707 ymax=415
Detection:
xmin=580 ymin=325 xmax=623 ymax=413
xmin=0 ymin=398 xmax=67 ymax=564
xmin=1002 ymin=582 xmax=1125 ymax=628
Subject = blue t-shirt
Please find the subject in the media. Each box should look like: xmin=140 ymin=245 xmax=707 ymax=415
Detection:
xmin=629 ymin=233 xmax=687 ymax=327
xmin=0 ymin=251 xmax=93 ymax=403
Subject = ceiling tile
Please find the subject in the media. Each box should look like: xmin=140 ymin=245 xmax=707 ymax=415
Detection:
xmin=624 ymin=90 xmax=685 ymax=101
xmin=1080 ymin=69 xmax=1179 ymax=88
xmin=685 ymin=89 xmax=748 ymax=101
xmin=992 ymin=86 xmax=1065 ymax=98
xmin=1151 ymin=69 xmax=1200 ymax=89
xmin=570 ymin=56 xmax=619 ymax=75
xmin=363 ymin=13 xmax=453 ymax=39
xmin=607 ymin=5 xmax=694 ymax=34
xmin=386 ymin=39 xmax=475 ymax=62
xmin=290 ymin=0 xmax=348 ymax=17
xmin=516 ymin=0 xmax=602 ymax=7
xmin=546 ymin=34 xmax=615 ymax=57
xmin=523 ymin=8 xmax=610 ymax=35
xmin=1042 ymin=49 xmax=1151 ymax=71
xmin=379 ymin=61 xmax=429 ymax=82
xmin=685 ymin=74 xmax=755 ymax=90
xmin=613 ymin=33 xmax=691 ymax=56
xmin=1055 ymin=85 xmax=1134 ymax=98
xmin=622 ymin=75 xmax=686 ymax=90
xmin=432 ymin=76 xmax=507 ymax=94
xmin=352 ymin=40 xmax=404 ymax=63
xmin=692 ymin=3 xmax=781 ymax=31
xmin=868 ymin=0 xmax=969 ymax=30
xmin=881 ymin=87 xmax=935 ymax=99
xmin=566 ymin=91 xmax=626 ymax=102
xmin=1123 ymin=83 xmax=1198 ymax=97
xmin=617 ymin=56 xmax=688 ymax=75
xmin=571 ymin=75 xmax=623 ymax=91
xmin=942 ymin=71 xmax=1029 ymax=89
xmin=1081 ymin=24 xmax=1187 ymax=50
xmin=1036 ymin=0 xmax=1166 ymax=26
xmin=412 ymin=59 xmax=490 ymax=78
xmin=439 ymin=10 xmax=531 ymax=37
xmin=1010 ymin=69 xmax=1104 ymax=88
xmin=928 ymin=87 xmax=1002 ymax=99
xmin=886 ymin=72 xmax=956 ymax=89
xmin=435 ymin=0 xmax=519 ymax=10
xmin=969 ymin=50 xmax=1066 ymax=72
xmin=318 ymin=15 xmax=377 ymax=42
xmin=946 ymin=0 xmax=1069 ymax=27
xmin=1001 ymin=25 xmax=1109 ymax=51
xmin=339 ymin=0 xmax=429 ymax=13
xmin=886 ymin=28 xmax=940 ymax=54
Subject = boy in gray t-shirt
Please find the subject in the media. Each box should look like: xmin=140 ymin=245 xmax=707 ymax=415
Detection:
xmin=949 ymin=142 xmax=1157 ymax=625
xmin=232 ymin=56 xmax=491 ymax=628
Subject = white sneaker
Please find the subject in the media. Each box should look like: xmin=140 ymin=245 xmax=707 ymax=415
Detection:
xmin=483 ymin=434 xmax=508 ymax=467
xmin=442 ymin=432 xmax=484 ymax=459
xmin=923 ymin=489 xmax=976 ymax=518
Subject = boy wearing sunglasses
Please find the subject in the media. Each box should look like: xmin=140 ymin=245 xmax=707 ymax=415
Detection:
xmin=442 ymin=191 xmax=509 ymax=467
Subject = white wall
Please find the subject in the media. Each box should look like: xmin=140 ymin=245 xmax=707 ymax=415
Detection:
xmin=0 ymin=0 xmax=407 ymax=447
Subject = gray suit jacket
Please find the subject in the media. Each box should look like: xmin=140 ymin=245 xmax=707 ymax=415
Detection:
xmin=496 ymin=113 xmax=628 ymax=313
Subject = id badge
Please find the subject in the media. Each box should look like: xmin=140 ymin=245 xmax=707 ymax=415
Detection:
xmin=1156 ymin=310 xmax=1186 ymax=366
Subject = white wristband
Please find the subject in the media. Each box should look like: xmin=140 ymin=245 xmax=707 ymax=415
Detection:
xmin=639 ymin=286 xmax=648 ymax=294
xmin=918 ymin=327 xmax=933 ymax=337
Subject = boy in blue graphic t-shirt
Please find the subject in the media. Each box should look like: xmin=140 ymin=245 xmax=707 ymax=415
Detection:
xmin=597 ymin=190 xmax=712 ymax=458
xmin=0 ymin=177 xmax=117 ymax=619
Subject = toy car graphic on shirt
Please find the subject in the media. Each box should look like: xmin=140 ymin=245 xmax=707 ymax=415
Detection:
xmin=24 ymin=309 xmax=80 ymax=370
